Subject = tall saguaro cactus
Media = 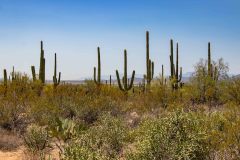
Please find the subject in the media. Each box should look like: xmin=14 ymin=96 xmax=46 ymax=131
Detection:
xmin=94 ymin=47 xmax=101 ymax=85
xmin=160 ymin=65 xmax=165 ymax=85
xmin=207 ymin=42 xmax=218 ymax=81
xmin=116 ymin=50 xmax=135 ymax=92
xmin=53 ymin=53 xmax=61 ymax=87
xmin=39 ymin=41 xmax=46 ymax=83
xmin=146 ymin=31 xmax=154 ymax=87
xmin=3 ymin=69 xmax=7 ymax=86
xmin=170 ymin=40 xmax=182 ymax=90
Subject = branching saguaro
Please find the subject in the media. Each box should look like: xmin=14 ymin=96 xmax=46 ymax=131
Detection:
xmin=94 ymin=47 xmax=101 ymax=86
xmin=53 ymin=53 xmax=61 ymax=87
xmin=170 ymin=39 xmax=182 ymax=90
xmin=145 ymin=31 xmax=154 ymax=89
xmin=116 ymin=49 xmax=135 ymax=92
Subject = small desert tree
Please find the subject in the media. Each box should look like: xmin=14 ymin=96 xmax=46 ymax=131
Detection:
xmin=190 ymin=58 xmax=228 ymax=105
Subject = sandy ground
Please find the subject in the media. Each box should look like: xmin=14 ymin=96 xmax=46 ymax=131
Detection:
xmin=0 ymin=147 xmax=24 ymax=160
xmin=0 ymin=146 xmax=59 ymax=160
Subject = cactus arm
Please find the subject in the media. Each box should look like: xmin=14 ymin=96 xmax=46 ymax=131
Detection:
xmin=58 ymin=72 xmax=61 ymax=84
xmin=12 ymin=66 xmax=15 ymax=81
xmin=93 ymin=67 xmax=97 ymax=83
xmin=127 ymin=70 xmax=135 ymax=90
xmin=178 ymin=67 xmax=182 ymax=82
xmin=42 ymin=58 xmax=45 ymax=83
xmin=176 ymin=43 xmax=179 ymax=80
xmin=116 ymin=70 xmax=124 ymax=91
xmin=151 ymin=61 xmax=154 ymax=79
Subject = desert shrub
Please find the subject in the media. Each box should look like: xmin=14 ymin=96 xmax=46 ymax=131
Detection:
xmin=127 ymin=110 xmax=209 ymax=160
xmin=188 ymin=58 xmax=228 ymax=105
xmin=223 ymin=78 xmax=240 ymax=105
xmin=62 ymin=114 xmax=129 ymax=160
xmin=47 ymin=117 xmax=86 ymax=154
xmin=206 ymin=106 xmax=240 ymax=159
xmin=23 ymin=124 xmax=50 ymax=153
xmin=28 ymin=95 xmax=61 ymax=126
xmin=0 ymin=73 xmax=35 ymax=131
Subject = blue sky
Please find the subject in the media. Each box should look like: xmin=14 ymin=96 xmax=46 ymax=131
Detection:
xmin=0 ymin=0 xmax=239 ymax=80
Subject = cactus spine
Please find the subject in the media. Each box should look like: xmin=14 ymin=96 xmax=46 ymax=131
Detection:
xmin=146 ymin=31 xmax=154 ymax=88
xmin=207 ymin=42 xmax=218 ymax=81
xmin=94 ymin=47 xmax=101 ymax=85
xmin=3 ymin=69 xmax=7 ymax=86
xmin=39 ymin=41 xmax=45 ymax=84
xmin=170 ymin=40 xmax=182 ymax=90
xmin=53 ymin=53 xmax=61 ymax=87
xmin=116 ymin=50 xmax=135 ymax=92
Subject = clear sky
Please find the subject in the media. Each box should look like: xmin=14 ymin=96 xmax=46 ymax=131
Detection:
xmin=0 ymin=0 xmax=239 ymax=80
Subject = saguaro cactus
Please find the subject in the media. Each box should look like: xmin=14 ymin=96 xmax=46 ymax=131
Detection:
xmin=31 ymin=66 xmax=36 ymax=81
xmin=11 ymin=66 xmax=15 ymax=81
xmin=146 ymin=31 xmax=154 ymax=87
xmin=160 ymin=65 xmax=165 ymax=85
xmin=94 ymin=47 xmax=101 ymax=85
xmin=3 ymin=69 xmax=7 ymax=86
xmin=39 ymin=41 xmax=46 ymax=83
xmin=116 ymin=50 xmax=135 ymax=92
xmin=207 ymin=42 xmax=218 ymax=81
xmin=170 ymin=40 xmax=182 ymax=90
xmin=53 ymin=53 xmax=61 ymax=87
xmin=109 ymin=75 xmax=112 ymax=86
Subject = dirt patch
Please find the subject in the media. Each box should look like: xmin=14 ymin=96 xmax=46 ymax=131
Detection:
xmin=0 ymin=146 xmax=24 ymax=160
xmin=0 ymin=129 xmax=22 ymax=151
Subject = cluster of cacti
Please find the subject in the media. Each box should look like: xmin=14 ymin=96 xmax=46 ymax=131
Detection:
xmin=93 ymin=47 xmax=101 ymax=86
xmin=207 ymin=42 xmax=218 ymax=81
xmin=145 ymin=31 xmax=154 ymax=88
xmin=116 ymin=50 xmax=135 ymax=92
xmin=53 ymin=53 xmax=61 ymax=87
xmin=170 ymin=40 xmax=183 ymax=90
xmin=0 ymin=32 xmax=223 ymax=94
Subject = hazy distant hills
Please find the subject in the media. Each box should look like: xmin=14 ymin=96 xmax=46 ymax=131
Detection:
xmin=2 ymin=72 xmax=238 ymax=84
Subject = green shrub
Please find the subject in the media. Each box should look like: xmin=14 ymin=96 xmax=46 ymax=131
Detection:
xmin=62 ymin=114 xmax=129 ymax=160
xmin=23 ymin=124 xmax=50 ymax=153
xmin=127 ymin=110 xmax=209 ymax=160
